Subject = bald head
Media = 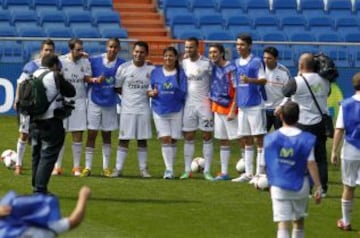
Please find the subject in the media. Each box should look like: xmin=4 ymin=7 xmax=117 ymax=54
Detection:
xmin=299 ymin=53 xmax=316 ymax=73
xmin=352 ymin=72 xmax=360 ymax=91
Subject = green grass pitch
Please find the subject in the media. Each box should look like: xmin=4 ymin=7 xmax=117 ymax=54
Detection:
xmin=0 ymin=115 xmax=359 ymax=238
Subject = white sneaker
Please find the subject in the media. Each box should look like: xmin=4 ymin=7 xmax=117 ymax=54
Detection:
xmin=140 ymin=169 xmax=151 ymax=178
xmin=163 ymin=170 xmax=174 ymax=179
xmin=249 ymin=175 xmax=260 ymax=185
xmin=231 ymin=173 xmax=253 ymax=182
xmin=110 ymin=169 xmax=122 ymax=178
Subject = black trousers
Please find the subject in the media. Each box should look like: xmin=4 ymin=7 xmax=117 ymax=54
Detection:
xmin=30 ymin=118 xmax=65 ymax=194
xmin=297 ymin=121 xmax=328 ymax=193
xmin=266 ymin=109 xmax=282 ymax=132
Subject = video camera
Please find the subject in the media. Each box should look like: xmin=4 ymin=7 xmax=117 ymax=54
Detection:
xmin=54 ymin=98 xmax=75 ymax=119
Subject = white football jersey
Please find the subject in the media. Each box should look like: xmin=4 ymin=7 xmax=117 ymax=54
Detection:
xmin=182 ymin=55 xmax=212 ymax=107
xmin=59 ymin=54 xmax=92 ymax=100
xmin=115 ymin=60 xmax=155 ymax=114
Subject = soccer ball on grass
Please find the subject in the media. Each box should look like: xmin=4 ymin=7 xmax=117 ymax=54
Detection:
xmin=191 ymin=157 xmax=205 ymax=173
xmin=1 ymin=149 xmax=17 ymax=169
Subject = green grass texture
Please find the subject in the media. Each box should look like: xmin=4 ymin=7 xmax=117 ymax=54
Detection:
xmin=0 ymin=115 xmax=359 ymax=238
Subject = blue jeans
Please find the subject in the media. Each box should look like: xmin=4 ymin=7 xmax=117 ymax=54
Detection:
xmin=31 ymin=118 xmax=64 ymax=194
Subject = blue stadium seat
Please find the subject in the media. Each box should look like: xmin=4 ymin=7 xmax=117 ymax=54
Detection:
xmin=17 ymin=25 xmax=45 ymax=37
xmin=179 ymin=30 xmax=204 ymax=40
xmin=55 ymin=41 xmax=69 ymax=55
xmin=59 ymin=0 xmax=85 ymax=11
xmin=272 ymin=0 xmax=299 ymax=15
xmin=308 ymin=16 xmax=334 ymax=33
xmin=326 ymin=49 xmax=351 ymax=67
xmin=11 ymin=9 xmax=37 ymax=25
xmin=290 ymin=32 xmax=316 ymax=42
xmin=71 ymin=26 xmax=100 ymax=38
xmin=345 ymin=32 xmax=360 ymax=42
xmin=1 ymin=41 xmax=25 ymax=63
xmin=299 ymin=0 xmax=325 ymax=16
xmin=86 ymin=0 xmax=113 ymax=10
xmin=204 ymin=30 xmax=233 ymax=40
xmin=243 ymin=0 xmax=271 ymax=15
xmin=216 ymin=0 xmax=244 ymax=16
xmin=32 ymin=0 xmax=59 ymax=10
xmin=83 ymin=42 xmax=103 ymax=55
xmin=189 ymin=0 xmax=217 ymax=15
xmin=226 ymin=16 xmax=253 ymax=34
xmin=317 ymin=33 xmax=344 ymax=42
xmin=170 ymin=14 xmax=197 ymax=39
xmin=355 ymin=0 xmax=360 ymax=14
xmin=246 ymin=31 xmax=262 ymax=41
xmin=2 ymin=0 xmax=32 ymax=9
xmin=262 ymin=32 xmax=288 ymax=41
xmin=292 ymin=45 xmax=318 ymax=61
xmin=196 ymin=14 xmax=224 ymax=31
xmin=38 ymin=9 xmax=65 ymax=26
xmin=335 ymin=17 xmax=359 ymax=32
xmin=65 ymin=10 xmax=93 ymax=27
xmin=44 ymin=25 xmax=72 ymax=37
xmin=253 ymin=16 xmax=280 ymax=32
xmin=327 ymin=0 xmax=353 ymax=17
xmin=98 ymin=26 xmax=128 ymax=38
xmin=0 ymin=9 xmax=12 ymax=22
xmin=91 ymin=10 xmax=120 ymax=26
xmin=276 ymin=46 xmax=295 ymax=67
xmin=0 ymin=23 xmax=17 ymax=36
xmin=163 ymin=0 xmax=189 ymax=20
xmin=280 ymin=15 xmax=308 ymax=33
xmin=23 ymin=41 xmax=41 ymax=60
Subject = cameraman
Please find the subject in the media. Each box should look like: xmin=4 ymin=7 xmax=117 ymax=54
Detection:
xmin=30 ymin=54 xmax=75 ymax=194
xmin=277 ymin=53 xmax=330 ymax=197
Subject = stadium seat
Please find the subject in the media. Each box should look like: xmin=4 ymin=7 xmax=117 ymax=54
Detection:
xmin=0 ymin=9 xmax=12 ymax=22
xmin=272 ymin=0 xmax=299 ymax=15
xmin=16 ymin=25 xmax=45 ymax=37
xmin=280 ymin=15 xmax=308 ymax=33
xmin=83 ymin=42 xmax=103 ymax=55
xmin=59 ymin=0 xmax=85 ymax=11
xmin=1 ymin=41 xmax=25 ymax=63
xmin=163 ymin=0 xmax=189 ymax=20
xmin=86 ymin=0 xmax=113 ymax=10
xmin=98 ymin=26 xmax=128 ymax=38
xmin=44 ymin=25 xmax=72 ymax=37
xmin=170 ymin=14 xmax=197 ymax=39
xmin=299 ymin=0 xmax=325 ymax=16
xmin=226 ymin=15 xmax=253 ymax=34
xmin=246 ymin=31 xmax=262 ymax=41
xmin=345 ymin=32 xmax=360 ymax=42
xmin=216 ymin=0 xmax=244 ymax=16
xmin=292 ymin=45 xmax=319 ymax=61
xmin=179 ymin=30 xmax=204 ymax=40
xmin=327 ymin=0 xmax=353 ymax=17
xmin=55 ymin=41 xmax=69 ymax=55
xmin=355 ymin=0 xmax=360 ymax=14
xmin=243 ymin=0 xmax=271 ymax=15
xmin=308 ymin=16 xmax=334 ymax=33
xmin=38 ymin=9 xmax=65 ymax=26
xmin=65 ymin=10 xmax=93 ymax=27
xmin=189 ymin=0 xmax=217 ymax=15
xmin=2 ymin=0 xmax=32 ymax=9
xmin=0 ymin=24 xmax=17 ymax=36
xmin=335 ymin=17 xmax=359 ymax=32
xmin=71 ymin=26 xmax=100 ymax=38
xmin=253 ymin=16 xmax=280 ymax=32
xmin=290 ymin=32 xmax=316 ymax=42
xmin=276 ymin=46 xmax=295 ymax=67
xmin=91 ymin=10 xmax=120 ymax=26
xmin=11 ymin=9 xmax=37 ymax=25
xmin=23 ymin=41 xmax=41 ymax=60
xmin=196 ymin=14 xmax=224 ymax=31
xmin=326 ymin=49 xmax=351 ymax=67
xmin=262 ymin=32 xmax=288 ymax=41
xmin=317 ymin=33 xmax=344 ymax=42
xmin=204 ymin=30 xmax=233 ymax=40
xmin=32 ymin=0 xmax=59 ymax=10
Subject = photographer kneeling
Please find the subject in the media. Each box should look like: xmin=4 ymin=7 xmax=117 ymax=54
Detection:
xmin=31 ymin=54 xmax=76 ymax=194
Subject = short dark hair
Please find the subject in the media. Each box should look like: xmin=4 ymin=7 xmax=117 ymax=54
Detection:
xmin=41 ymin=54 xmax=60 ymax=68
xmin=263 ymin=46 xmax=278 ymax=58
xmin=68 ymin=38 xmax=83 ymax=50
xmin=133 ymin=41 xmax=149 ymax=54
xmin=236 ymin=33 xmax=252 ymax=45
xmin=352 ymin=72 xmax=360 ymax=90
xmin=280 ymin=101 xmax=299 ymax=125
xmin=41 ymin=39 xmax=55 ymax=50
xmin=107 ymin=38 xmax=120 ymax=47
xmin=186 ymin=37 xmax=199 ymax=46
xmin=209 ymin=43 xmax=226 ymax=60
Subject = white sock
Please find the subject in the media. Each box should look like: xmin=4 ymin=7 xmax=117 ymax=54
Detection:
xmin=171 ymin=143 xmax=177 ymax=165
xmin=162 ymin=144 xmax=173 ymax=171
xmin=102 ymin=143 xmax=111 ymax=170
xmin=291 ymin=229 xmax=304 ymax=238
xmin=85 ymin=147 xmax=94 ymax=169
xmin=342 ymin=199 xmax=353 ymax=225
xmin=16 ymin=139 xmax=27 ymax=166
xmin=115 ymin=146 xmax=128 ymax=171
xmin=244 ymin=145 xmax=254 ymax=176
xmin=137 ymin=147 xmax=147 ymax=170
xmin=55 ymin=144 xmax=65 ymax=168
xmin=184 ymin=140 xmax=194 ymax=172
xmin=277 ymin=229 xmax=289 ymax=238
xmin=220 ymin=146 xmax=230 ymax=175
xmin=72 ymin=142 xmax=82 ymax=169
xmin=203 ymin=140 xmax=213 ymax=173
xmin=256 ymin=147 xmax=265 ymax=175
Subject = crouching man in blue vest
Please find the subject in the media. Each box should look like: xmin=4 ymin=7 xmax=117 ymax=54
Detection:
xmin=264 ymin=101 xmax=322 ymax=238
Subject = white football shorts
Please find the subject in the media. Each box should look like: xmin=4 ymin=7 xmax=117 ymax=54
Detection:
xmin=87 ymin=100 xmax=118 ymax=131
xmin=118 ymin=113 xmax=152 ymax=140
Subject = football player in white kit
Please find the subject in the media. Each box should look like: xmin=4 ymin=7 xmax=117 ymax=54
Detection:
xmin=13 ymin=39 xmax=55 ymax=175
xmin=80 ymin=38 xmax=125 ymax=177
xmin=180 ymin=37 xmax=214 ymax=180
xmin=111 ymin=41 xmax=155 ymax=178
xmin=52 ymin=39 xmax=92 ymax=176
